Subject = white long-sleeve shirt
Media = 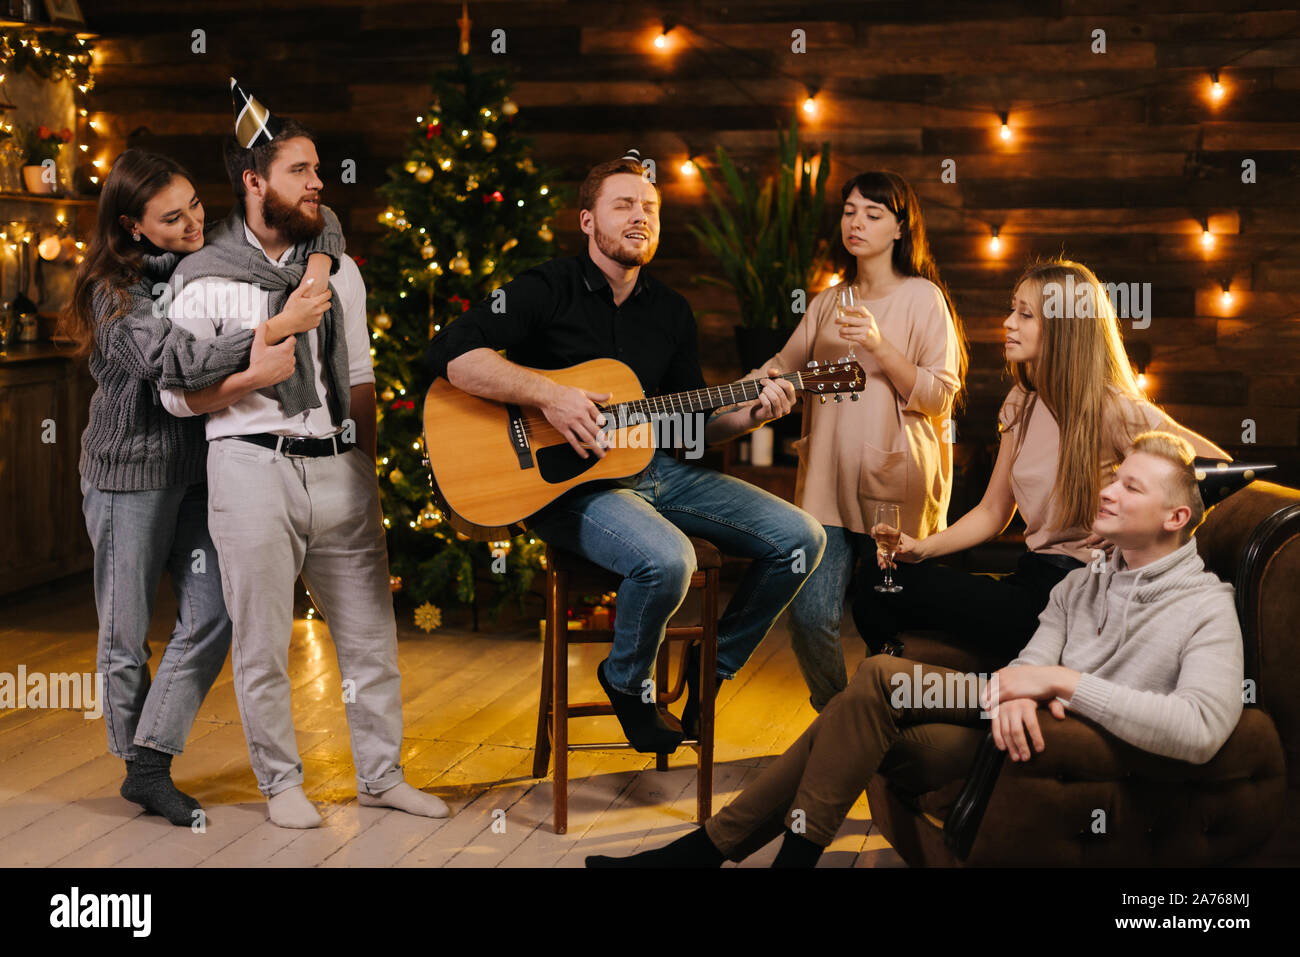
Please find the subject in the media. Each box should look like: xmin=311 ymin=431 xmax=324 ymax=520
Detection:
xmin=160 ymin=220 xmax=373 ymax=438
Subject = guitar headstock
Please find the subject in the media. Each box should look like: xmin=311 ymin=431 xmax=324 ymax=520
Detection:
xmin=798 ymin=360 xmax=865 ymax=396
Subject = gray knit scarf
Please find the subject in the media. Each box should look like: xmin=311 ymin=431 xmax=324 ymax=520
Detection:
xmin=170 ymin=207 xmax=349 ymax=424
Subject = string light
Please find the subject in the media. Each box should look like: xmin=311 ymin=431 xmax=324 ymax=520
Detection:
xmin=989 ymin=227 xmax=1002 ymax=254
xmin=654 ymin=19 xmax=676 ymax=51
xmin=1209 ymin=70 xmax=1224 ymax=101
xmin=679 ymin=157 xmax=696 ymax=177
xmin=1221 ymin=279 xmax=1233 ymax=307
xmin=1201 ymin=222 xmax=1215 ymax=249
xmin=999 ymin=111 xmax=1011 ymax=141
xmin=802 ymin=87 xmax=819 ymax=116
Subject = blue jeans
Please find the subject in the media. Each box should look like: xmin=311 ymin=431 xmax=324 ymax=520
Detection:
xmin=80 ymin=477 xmax=232 ymax=759
xmin=528 ymin=450 xmax=827 ymax=695
xmin=788 ymin=525 xmax=873 ymax=712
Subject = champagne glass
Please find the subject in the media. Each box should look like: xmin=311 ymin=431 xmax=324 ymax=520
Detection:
xmin=873 ymin=503 xmax=903 ymax=593
xmin=836 ymin=283 xmax=857 ymax=359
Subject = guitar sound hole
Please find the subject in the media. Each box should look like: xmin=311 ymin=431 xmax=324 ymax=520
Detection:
xmin=536 ymin=443 xmax=600 ymax=484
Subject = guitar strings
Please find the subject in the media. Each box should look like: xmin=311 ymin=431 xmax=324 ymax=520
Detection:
xmin=511 ymin=368 xmax=858 ymax=441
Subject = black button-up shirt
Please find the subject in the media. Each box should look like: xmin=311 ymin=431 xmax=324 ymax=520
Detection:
xmin=423 ymin=247 xmax=707 ymax=398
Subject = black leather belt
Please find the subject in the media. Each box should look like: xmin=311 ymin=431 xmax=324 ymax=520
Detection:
xmin=232 ymin=433 xmax=355 ymax=457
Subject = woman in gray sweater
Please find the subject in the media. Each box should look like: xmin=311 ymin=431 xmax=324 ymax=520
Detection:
xmin=62 ymin=149 xmax=342 ymax=824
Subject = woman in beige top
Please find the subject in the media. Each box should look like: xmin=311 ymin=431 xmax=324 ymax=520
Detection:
xmin=759 ymin=171 xmax=967 ymax=710
xmin=852 ymin=258 xmax=1230 ymax=663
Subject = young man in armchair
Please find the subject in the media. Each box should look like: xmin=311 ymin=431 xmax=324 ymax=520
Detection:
xmin=589 ymin=431 xmax=1247 ymax=867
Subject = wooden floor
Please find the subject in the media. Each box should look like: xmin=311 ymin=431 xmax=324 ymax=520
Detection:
xmin=0 ymin=574 xmax=905 ymax=868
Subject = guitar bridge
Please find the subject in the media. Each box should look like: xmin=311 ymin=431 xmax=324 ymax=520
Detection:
xmin=506 ymin=404 xmax=535 ymax=470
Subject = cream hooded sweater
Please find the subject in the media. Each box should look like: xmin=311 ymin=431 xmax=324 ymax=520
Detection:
xmin=1009 ymin=537 xmax=1244 ymax=764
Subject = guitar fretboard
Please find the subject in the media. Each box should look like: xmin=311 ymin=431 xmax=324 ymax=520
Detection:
xmin=608 ymin=371 xmax=804 ymax=419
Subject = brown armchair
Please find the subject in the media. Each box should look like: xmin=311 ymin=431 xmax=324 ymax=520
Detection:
xmin=867 ymin=479 xmax=1300 ymax=866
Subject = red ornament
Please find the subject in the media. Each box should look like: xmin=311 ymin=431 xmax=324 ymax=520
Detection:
xmin=491 ymin=190 xmax=504 ymax=203
xmin=426 ymin=120 xmax=442 ymax=139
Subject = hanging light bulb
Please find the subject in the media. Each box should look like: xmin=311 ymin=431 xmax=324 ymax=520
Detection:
xmin=1220 ymin=279 xmax=1233 ymax=307
xmin=989 ymin=227 xmax=1002 ymax=254
xmin=999 ymin=112 xmax=1011 ymax=141
xmin=1201 ymin=223 xmax=1214 ymax=249
xmin=1209 ymin=70 xmax=1224 ymax=101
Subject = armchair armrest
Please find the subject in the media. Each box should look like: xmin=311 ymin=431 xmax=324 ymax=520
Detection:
xmin=942 ymin=708 xmax=1283 ymax=861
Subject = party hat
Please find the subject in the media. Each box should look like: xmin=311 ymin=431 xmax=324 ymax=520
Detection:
xmin=230 ymin=76 xmax=284 ymax=149
xmin=1193 ymin=458 xmax=1276 ymax=504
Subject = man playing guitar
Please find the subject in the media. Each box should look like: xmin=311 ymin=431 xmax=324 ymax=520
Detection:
xmin=424 ymin=155 xmax=827 ymax=753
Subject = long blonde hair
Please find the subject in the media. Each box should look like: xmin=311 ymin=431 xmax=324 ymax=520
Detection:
xmin=1004 ymin=259 xmax=1148 ymax=531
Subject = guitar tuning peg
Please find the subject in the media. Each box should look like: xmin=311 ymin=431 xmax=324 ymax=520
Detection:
xmin=819 ymin=395 xmax=828 ymax=404
xmin=850 ymin=393 xmax=860 ymax=401
xmin=837 ymin=355 xmax=848 ymax=363
xmin=834 ymin=394 xmax=843 ymax=403
xmin=806 ymin=359 xmax=820 ymax=368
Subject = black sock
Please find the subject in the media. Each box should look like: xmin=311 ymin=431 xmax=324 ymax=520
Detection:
xmin=771 ymin=829 xmax=823 ymax=868
xmin=586 ymin=826 xmax=725 ymax=868
xmin=598 ymin=659 xmax=683 ymax=754
xmin=121 ymin=746 xmax=201 ymax=826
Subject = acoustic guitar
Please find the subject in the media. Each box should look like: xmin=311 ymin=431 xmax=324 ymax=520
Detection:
xmin=422 ymin=357 xmax=864 ymax=539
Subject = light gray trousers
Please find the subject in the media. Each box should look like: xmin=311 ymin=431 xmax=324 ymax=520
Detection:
xmin=206 ymin=437 xmax=406 ymax=798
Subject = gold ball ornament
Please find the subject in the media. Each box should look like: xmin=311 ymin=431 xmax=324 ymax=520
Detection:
xmin=481 ymin=131 xmax=497 ymax=151
xmin=374 ymin=311 xmax=392 ymax=330
xmin=420 ymin=243 xmax=436 ymax=260
xmin=501 ymin=98 xmax=518 ymax=116
xmin=538 ymin=225 xmax=554 ymax=242
xmin=388 ymin=468 xmax=404 ymax=484
xmin=415 ymin=165 xmax=434 ymax=183
xmin=380 ymin=387 xmax=395 ymax=401
xmin=404 ymin=160 xmax=419 ymax=174
xmin=450 ymin=252 xmax=471 ymax=275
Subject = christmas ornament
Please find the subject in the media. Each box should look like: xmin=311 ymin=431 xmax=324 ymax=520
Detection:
xmin=389 ymin=468 xmax=404 ymax=484
xmin=465 ymin=175 xmax=479 ymax=190
xmin=538 ymin=225 xmax=553 ymax=242
xmin=414 ymin=602 xmax=443 ymax=632
xmin=481 ymin=131 xmax=497 ymax=151
xmin=450 ymin=252 xmax=471 ymax=274
xmin=381 ymin=387 xmax=395 ymax=402
xmin=426 ymin=119 xmax=441 ymax=139
xmin=490 ymin=190 xmax=504 ymax=203
xmin=501 ymin=97 xmax=518 ymax=116
xmin=374 ymin=311 xmax=392 ymax=329
xmin=404 ymin=160 xmax=419 ymax=174
xmin=415 ymin=165 xmax=434 ymax=183
xmin=420 ymin=243 xmax=436 ymax=259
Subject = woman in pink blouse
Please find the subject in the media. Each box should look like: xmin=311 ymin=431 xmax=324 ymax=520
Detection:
xmin=758 ymin=171 xmax=968 ymax=710
xmin=852 ymin=258 xmax=1230 ymax=663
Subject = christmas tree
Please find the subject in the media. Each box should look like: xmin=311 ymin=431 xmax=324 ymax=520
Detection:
xmin=362 ymin=54 xmax=561 ymax=628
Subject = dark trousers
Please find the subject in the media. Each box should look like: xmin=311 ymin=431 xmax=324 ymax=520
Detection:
xmin=851 ymin=550 xmax=1084 ymax=662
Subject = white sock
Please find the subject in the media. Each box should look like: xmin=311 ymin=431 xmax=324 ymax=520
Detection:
xmin=358 ymin=781 xmax=450 ymax=818
xmin=267 ymin=785 xmax=322 ymax=828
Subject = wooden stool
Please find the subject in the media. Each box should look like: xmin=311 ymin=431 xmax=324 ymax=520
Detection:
xmin=532 ymin=537 xmax=721 ymax=834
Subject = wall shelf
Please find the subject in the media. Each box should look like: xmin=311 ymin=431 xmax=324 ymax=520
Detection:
xmin=0 ymin=191 xmax=96 ymax=206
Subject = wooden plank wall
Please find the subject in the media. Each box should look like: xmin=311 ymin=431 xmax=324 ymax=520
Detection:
xmin=81 ymin=0 xmax=1300 ymax=481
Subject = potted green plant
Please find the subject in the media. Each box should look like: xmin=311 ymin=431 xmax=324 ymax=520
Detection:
xmin=21 ymin=124 xmax=72 ymax=194
xmin=689 ymin=107 xmax=832 ymax=372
